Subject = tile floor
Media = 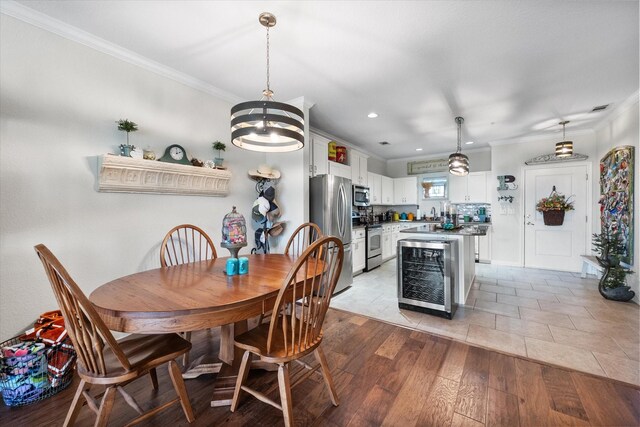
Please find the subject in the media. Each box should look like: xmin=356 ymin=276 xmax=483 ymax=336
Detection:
xmin=330 ymin=259 xmax=640 ymax=386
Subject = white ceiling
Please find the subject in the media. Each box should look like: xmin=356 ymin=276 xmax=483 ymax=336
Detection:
xmin=11 ymin=1 xmax=640 ymax=159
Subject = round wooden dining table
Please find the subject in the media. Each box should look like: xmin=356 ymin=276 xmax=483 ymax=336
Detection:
xmin=89 ymin=253 xmax=313 ymax=406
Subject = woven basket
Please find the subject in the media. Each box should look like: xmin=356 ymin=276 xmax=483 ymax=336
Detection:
xmin=542 ymin=209 xmax=565 ymax=226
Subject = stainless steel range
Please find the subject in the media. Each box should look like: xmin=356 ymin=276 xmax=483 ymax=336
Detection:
xmin=397 ymin=238 xmax=458 ymax=319
xmin=365 ymin=224 xmax=382 ymax=271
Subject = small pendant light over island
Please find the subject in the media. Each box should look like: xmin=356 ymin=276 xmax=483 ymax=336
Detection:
xmin=449 ymin=116 xmax=469 ymax=176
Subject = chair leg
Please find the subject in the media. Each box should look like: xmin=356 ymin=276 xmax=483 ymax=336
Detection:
xmin=94 ymin=386 xmax=117 ymax=427
xmin=168 ymin=360 xmax=195 ymax=423
xmin=277 ymin=363 xmax=294 ymax=427
xmin=149 ymin=368 xmax=159 ymax=390
xmin=230 ymin=350 xmax=253 ymax=412
xmin=314 ymin=347 xmax=339 ymax=406
xmin=182 ymin=331 xmax=192 ymax=367
xmin=63 ymin=379 xmax=90 ymax=427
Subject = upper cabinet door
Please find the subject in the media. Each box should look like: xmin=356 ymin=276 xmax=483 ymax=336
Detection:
xmin=393 ymin=177 xmax=417 ymax=204
xmin=403 ymin=176 xmax=418 ymax=205
xmin=381 ymin=176 xmax=394 ymax=204
xmin=368 ymin=172 xmax=382 ymax=204
xmin=311 ymin=133 xmax=329 ymax=177
xmin=467 ymin=172 xmax=488 ymax=203
xmin=350 ymin=150 xmax=368 ymax=186
xmin=359 ymin=156 xmax=368 ymax=186
xmin=448 ymin=175 xmax=468 ymax=203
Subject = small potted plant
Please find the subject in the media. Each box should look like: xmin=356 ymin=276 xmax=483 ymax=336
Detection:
xmin=117 ymin=119 xmax=138 ymax=157
xmin=212 ymin=141 xmax=226 ymax=168
xmin=592 ymin=231 xmax=635 ymax=301
xmin=535 ymin=187 xmax=574 ymax=226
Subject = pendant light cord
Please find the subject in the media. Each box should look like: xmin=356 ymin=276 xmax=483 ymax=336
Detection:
xmin=265 ymin=26 xmax=271 ymax=96
xmin=457 ymin=120 xmax=461 ymax=153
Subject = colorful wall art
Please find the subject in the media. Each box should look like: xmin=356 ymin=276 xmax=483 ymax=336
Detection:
xmin=599 ymin=145 xmax=634 ymax=265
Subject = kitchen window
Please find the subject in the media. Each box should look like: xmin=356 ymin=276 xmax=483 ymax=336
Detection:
xmin=421 ymin=176 xmax=447 ymax=200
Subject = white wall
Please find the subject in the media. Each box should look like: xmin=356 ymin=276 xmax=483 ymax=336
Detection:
xmin=594 ymin=98 xmax=639 ymax=301
xmin=0 ymin=16 xmax=268 ymax=339
xmin=489 ymin=132 xmax=598 ymax=267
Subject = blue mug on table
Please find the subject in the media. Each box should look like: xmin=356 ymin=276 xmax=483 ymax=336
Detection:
xmin=238 ymin=257 xmax=249 ymax=275
xmin=226 ymin=258 xmax=239 ymax=275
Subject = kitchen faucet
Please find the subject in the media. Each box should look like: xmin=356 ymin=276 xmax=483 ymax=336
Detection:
xmin=430 ymin=207 xmax=437 ymax=219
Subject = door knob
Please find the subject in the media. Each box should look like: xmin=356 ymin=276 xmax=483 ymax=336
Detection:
xmin=526 ymin=221 xmax=534 ymax=226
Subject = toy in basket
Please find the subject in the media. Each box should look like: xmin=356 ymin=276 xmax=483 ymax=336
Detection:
xmin=0 ymin=310 xmax=76 ymax=407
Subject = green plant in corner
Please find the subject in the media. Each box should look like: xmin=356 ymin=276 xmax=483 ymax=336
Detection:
xmin=212 ymin=141 xmax=226 ymax=167
xmin=592 ymin=231 xmax=635 ymax=301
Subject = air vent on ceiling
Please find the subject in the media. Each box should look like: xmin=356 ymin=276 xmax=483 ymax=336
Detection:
xmin=379 ymin=141 xmax=390 ymax=145
xmin=591 ymin=104 xmax=609 ymax=112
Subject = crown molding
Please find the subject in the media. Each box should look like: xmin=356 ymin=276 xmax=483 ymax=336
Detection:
xmin=593 ymin=90 xmax=639 ymax=132
xmin=0 ymin=1 xmax=243 ymax=104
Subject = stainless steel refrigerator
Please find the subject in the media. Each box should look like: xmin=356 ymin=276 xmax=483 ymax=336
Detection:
xmin=309 ymin=175 xmax=353 ymax=293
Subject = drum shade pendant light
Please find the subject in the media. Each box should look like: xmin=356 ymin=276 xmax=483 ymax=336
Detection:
xmin=449 ymin=116 xmax=469 ymax=176
xmin=555 ymin=120 xmax=573 ymax=158
xmin=230 ymin=13 xmax=304 ymax=153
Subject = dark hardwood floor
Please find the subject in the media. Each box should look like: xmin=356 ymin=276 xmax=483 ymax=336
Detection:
xmin=1 ymin=309 xmax=639 ymax=426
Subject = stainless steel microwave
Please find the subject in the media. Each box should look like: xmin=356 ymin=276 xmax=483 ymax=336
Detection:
xmin=352 ymin=185 xmax=370 ymax=207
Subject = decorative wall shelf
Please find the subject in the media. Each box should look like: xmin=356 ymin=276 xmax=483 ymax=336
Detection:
xmin=98 ymin=154 xmax=231 ymax=196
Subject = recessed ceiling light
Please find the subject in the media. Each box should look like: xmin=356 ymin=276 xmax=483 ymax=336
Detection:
xmin=368 ymin=112 xmax=378 ymax=118
xmin=416 ymin=148 xmax=423 ymax=151
xmin=465 ymin=141 xmax=474 ymax=145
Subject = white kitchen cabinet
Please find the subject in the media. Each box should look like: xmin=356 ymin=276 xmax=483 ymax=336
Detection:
xmin=382 ymin=225 xmax=393 ymax=260
xmin=476 ymin=227 xmax=492 ymax=263
xmin=391 ymin=224 xmax=401 ymax=257
xmin=351 ymin=150 xmax=368 ymax=186
xmin=448 ymin=171 xmax=489 ymax=203
xmin=328 ymin=161 xmax=351 ymax=179
xmin=310 ymin=133 xmax=329 ymax=177
xmin=381 ymin=176 xmax=394 ymax=205
xmin=353 ymin=237 xmax=366 ymax=272
xmin=368 ymin=172 xmax=383 ymax=204
xmin=393 ymin=177 xmax=418 ymax=205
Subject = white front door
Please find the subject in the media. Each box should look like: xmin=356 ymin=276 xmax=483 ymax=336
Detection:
xmin=524 ymin=164 xmax=589 ymax=272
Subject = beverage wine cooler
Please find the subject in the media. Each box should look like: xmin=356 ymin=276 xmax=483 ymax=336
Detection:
xmin=397 ymin=238 xmax=458 ymax=319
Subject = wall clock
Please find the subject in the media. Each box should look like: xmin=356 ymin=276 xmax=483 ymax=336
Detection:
xmin=158 ymin=144 xmax=191 ymax=165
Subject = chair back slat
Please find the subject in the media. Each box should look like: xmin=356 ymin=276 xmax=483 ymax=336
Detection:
xmin=160 ymin=224 xmax=217 ymax=267
xmin=34 ymin=244 xmax=131 ymax=375
xmin=284 ymin=223 xmax=323 ymax=257
xmin=267 ymin=236 xmax=343 ymax=356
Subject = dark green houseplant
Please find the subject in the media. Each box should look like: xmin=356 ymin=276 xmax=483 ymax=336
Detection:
xmin=592 ymin=231 xmax=635 ymax=301
xmin=117 ymin=119 xmax=138 ymax=156
xmin=212 ymin=141 xmax=226 ymax=167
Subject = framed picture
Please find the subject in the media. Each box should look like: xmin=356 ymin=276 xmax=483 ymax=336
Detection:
xmin=600 ymin=145 xmax=634 ymax=265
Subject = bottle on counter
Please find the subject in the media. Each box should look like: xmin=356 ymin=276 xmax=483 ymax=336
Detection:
xmin=416 ymin=207 xmax=421 ymax=221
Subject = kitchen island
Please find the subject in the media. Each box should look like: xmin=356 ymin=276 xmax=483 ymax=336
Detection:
xmin=400 ymin=225 xmax=485 ymax=305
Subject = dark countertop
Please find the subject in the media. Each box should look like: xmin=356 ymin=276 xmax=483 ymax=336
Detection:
xmin=400 ymin=225 xmax=487 ymax=236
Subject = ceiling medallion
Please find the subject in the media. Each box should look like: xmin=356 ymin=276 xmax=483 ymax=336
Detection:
xmin=555 ymin=120 xmax=573 ymax=158
xmin=230 ymin=12 xmax=304 ymax=153
xmin=448 ymin=116 xmax=469 ymax=176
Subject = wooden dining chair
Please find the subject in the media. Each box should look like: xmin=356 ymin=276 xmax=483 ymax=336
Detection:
xmin=34 ymin=244 xmax=195 ymax=427
xmin=160 ymin=224 xmax=217 ymax=267
xmin=230 ymin=236 xmax=344 ymax=426
xmin=160 ymin=224 xmax=217 ymax=365
xmin=284 ymin=222 xmax=323 ymax=257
